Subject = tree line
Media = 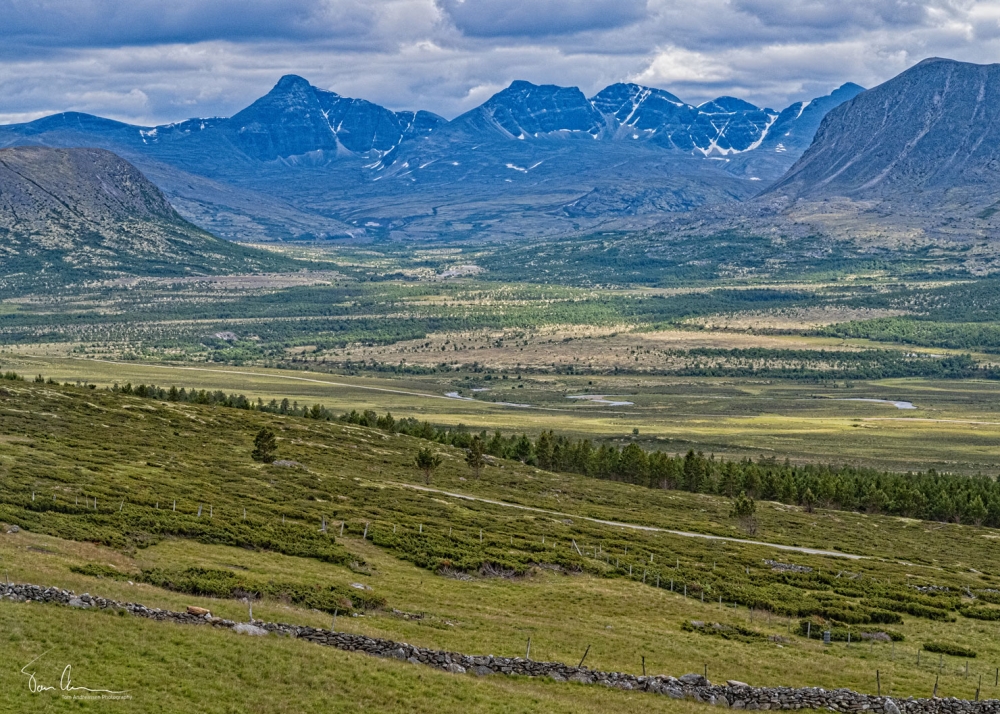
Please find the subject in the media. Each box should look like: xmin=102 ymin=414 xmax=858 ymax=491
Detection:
xmin=84 ymin=379 xmax=1000 ymax=528
xmin=340 ymin=409 xmax=1000 ymax=528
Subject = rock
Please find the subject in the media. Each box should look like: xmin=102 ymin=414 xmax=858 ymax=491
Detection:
xmin=883 ymin=700 xmax=901 ymax=714
xmin=473 ymin=666 xmax=494 ymax=677
xmin=729 ymin=680 xmax=751 ymax=688
xmin=6 ymin=525 xmax=19 ymax=533
xmin=233 ymin=623 xmax=268 ymax=636
xmin=67 ymin=597 xmax=89 ymax=608
xmin=350 ymin=583 xmax=371 ymax=591
xmin=681 ymin=673 xmax=710 ymax=686
xmin=186 ymin=606 xmax=211 ymax=616
xmin=445 ymin=663 xmax=466 ymax=674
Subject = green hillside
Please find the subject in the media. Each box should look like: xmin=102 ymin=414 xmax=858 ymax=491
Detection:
xmin=2 ymin=378 xmax=1000 ymax=710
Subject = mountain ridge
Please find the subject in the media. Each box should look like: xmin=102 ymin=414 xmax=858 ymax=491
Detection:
xmin=0 ymin=76 xmax=864 ymax=242
xmin=746 ymin=58 xmax=1000 ymax=244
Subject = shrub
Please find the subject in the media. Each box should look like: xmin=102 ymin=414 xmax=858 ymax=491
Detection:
xmin=138 ymin=567 xmax=386 ymax=613
xmin=958 ymin=605 xmax=1000 ymax=621
xmin=923 ymin=642 xmax=976 ymax=658
xmin=795 ymin=620 xmax=904 ymax=642
xmin=682 ymin=620 xmax=767 ymax=643
xmin=70 ymin=563 xmax=127 ymax=580
xmin=868 ymin=598 xmax=955 ymax=621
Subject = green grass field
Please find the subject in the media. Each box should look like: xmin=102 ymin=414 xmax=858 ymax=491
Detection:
xmin=2 ymin=380 xmax=1000 ymax=711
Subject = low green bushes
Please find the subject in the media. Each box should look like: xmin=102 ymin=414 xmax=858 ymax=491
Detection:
xmin=795 ymin=620 xmax=904 ymax=641
xmin=71 ymin=564 xmax=385 ymax=613
xmin=923 ymin=642 xmax=976 ymax=658
xmin=957 ymin=605 xmax=1000 ymax=621
xmin=682 ymin=620 xmax=767 ymax=643
xmin=867 ymin=598 xmax=955 ymax=622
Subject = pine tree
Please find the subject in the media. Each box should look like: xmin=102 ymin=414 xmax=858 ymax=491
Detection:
xmin=415 ymin=447 xmax=442 ymax=484
xmin=730 ymin=491 xmax=758 ymax=535
xmin=466 ymin=436 xmax=486 ymax=478
xmin=802 ymin=487 xmax=817 ymax=514
xmin=251 ymin=427 xmax=277 ymax=463
xmin=966 ymin=495 xmax=987 ymax=526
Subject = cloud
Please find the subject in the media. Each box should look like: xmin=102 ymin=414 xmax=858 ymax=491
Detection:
xmin=632 ymin=47 xmax=733 ymax=86
xmin=1 ymin=0 xmax=377 ymax=47
xmin=436 ymin=0 xmax=649 ymax=38
xmin=0 ymin=0 xmax=998 ymax=125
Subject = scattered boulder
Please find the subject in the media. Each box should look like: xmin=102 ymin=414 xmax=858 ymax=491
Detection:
xmin=680 ymin=673 xmax=709 ymax=686
xmin=5 ymin=525 xmax=19 ymax=534
xmin=233 ymin=623 xmax=268 ymax=636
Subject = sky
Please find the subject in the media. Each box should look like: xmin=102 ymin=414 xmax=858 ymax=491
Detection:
xmin=1 ymin=0 xmax=1000 ymax=126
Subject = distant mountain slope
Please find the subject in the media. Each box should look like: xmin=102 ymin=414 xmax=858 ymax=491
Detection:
xmin=756 ymin=58 xmax=1000 ymax=242
xmin=0 ymin=146 xmax=293 ymax=290
xmin=0 ymin=76 xmax=862 ymax=242
xmin=770 ymin=59 xmax=1000 ymax=199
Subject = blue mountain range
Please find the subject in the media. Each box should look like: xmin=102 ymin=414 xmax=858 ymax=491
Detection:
xmin=0 ymin=76 xmax=864 ymax=241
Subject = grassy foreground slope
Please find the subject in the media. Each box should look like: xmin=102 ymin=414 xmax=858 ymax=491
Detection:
xmin=3 ymin=380 xmax=1000 ymax=707
xmin=3 ymin=596 xmax=697 ymax=714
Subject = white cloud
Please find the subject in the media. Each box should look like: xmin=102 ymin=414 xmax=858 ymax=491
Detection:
xmin=0 ymin=0 xmax=998 ymax=124
xmin=632 ymin=47 xmax=733 ymax=86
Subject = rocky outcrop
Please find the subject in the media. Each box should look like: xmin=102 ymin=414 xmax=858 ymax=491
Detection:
xmin=1 ymin=581 xmax=990 ymax=712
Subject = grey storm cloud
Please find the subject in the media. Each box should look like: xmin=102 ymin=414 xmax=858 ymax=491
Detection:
xmin=2 ymin=0 xmax=377 ymax=46
xmin=0 ymin=0 xmax=998 ymax=126
xmin=436 ymin=0 xmax=649 ymax=37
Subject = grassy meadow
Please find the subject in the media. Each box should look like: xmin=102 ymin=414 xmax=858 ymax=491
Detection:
xmin=7 ymin=244 xmax=1000 ymax=710
xmin=2 ymin=380 xmax=1000 ymax=710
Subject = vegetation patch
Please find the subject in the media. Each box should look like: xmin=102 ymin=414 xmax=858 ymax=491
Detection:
xmin=682 ymin=619 xmax=767 ymax=643
xmin=70 ymin=564 xmax=385 ymax=613
xmin=957 ymin=605 xmax=1000 ymax=621
xmin=795 ymin=620 xmax=904 ymax=642
xmin=923 ymin=642 xmax=977 ymax=658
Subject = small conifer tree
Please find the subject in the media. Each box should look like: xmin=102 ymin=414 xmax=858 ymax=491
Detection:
xmin=251 ymin=427 xmax=277 ymax=463
xmin=415 ymin=447 xmax=442 ymax=484
xmin=466 ymin=435 xmax=486 ymax=478
xmin=730 ymin=491 xmax=758 ymax=535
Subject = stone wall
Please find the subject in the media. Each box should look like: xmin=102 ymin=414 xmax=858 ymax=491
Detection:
xmin=2 ymin=581 xmax=993 ymax=712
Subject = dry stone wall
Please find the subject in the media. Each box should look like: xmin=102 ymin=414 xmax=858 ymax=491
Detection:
xmin=2 ymin=581 xmax=993 ymax=712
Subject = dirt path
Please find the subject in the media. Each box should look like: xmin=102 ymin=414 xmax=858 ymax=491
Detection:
xmin=386 ymin=481 xmax=866 ymax=560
